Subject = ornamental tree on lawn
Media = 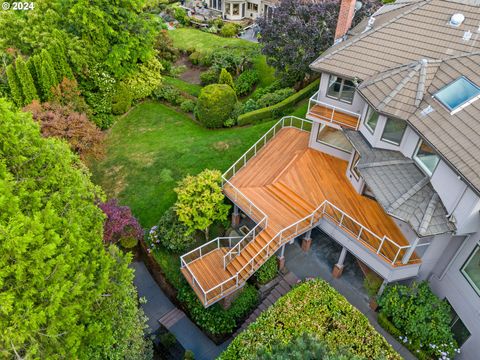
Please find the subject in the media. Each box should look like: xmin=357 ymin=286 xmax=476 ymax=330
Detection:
xmin=174 ymin=169 xmax=230 ymax=239
xmin=0 ymin=99 xmax=151 ymax=358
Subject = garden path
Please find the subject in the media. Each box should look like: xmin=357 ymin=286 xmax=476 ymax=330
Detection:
xmin=131 ymin=261 xmax=230 ymax=360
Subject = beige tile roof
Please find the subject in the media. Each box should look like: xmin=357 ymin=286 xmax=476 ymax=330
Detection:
xmin=409 ymin=53 xmax=480 ymax=191
xmin=310 ymin=0 xmax=480 ymax=192
xmin=311 ymin=0 xmax=480 ymax=80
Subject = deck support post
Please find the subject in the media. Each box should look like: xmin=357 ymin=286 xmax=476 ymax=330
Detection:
xmin=377 ymin=279 xmax=388 ymax=297
xmin=401 ymin=236 xmax=420 ymax=264
xmin=277 ymin=244 xmax=286 ymax=271
xmin=219 ymin=287 xmax=242 ymax=310
xmin=301 ymin=229 xmax=312 ymax=252
xmin=231 ymin=205 xmax=241 ymax=227
xmin=332 ymin=247 xmax=348 ymax=278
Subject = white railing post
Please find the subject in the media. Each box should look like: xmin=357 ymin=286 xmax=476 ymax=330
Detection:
xmin=339 ymin=213 xmax=345 ymax=227
xmin=377 ymin=236 xmax=385 ymax=254
xmin=392 ymin=247 xmax=401 ymax=265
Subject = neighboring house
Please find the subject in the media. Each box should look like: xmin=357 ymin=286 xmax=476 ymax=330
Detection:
xmin=207 ymin=0 xmax=276 ymax=20
xmin=181 ymin=0 xmax=479 ymax=358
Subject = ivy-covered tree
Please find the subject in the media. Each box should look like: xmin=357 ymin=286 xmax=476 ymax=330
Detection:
xmin=15 ymin=57 xmax=38 ymax=105
xmin=0 ymin=99 xmax=151 ymax=358
xmin=5 ymin=64 xmax=23 ymax=106
xmin=174 ymin=169 xmax=230 ymax=239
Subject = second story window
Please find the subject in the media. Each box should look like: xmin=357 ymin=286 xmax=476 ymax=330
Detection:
xmin=413 ymin=140 xmax=440 ymax=176
xmin=326 ymin=75 xmax=355 ymax=103
xmin=462 ymin=244 xmax=480 ymax=296
xmin=364 ymin=107 xmax=379 ymax=134
xmin=381 ymin=117 xmax=407 ymax=145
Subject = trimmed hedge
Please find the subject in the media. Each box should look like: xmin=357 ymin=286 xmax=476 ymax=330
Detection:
xmin=196 ymin=84 xmax=237 ymax=128
xmin=237 ymin=79 xmax=319 ymax=126
xmin=220 ymin=279 xmax=401 ymax=360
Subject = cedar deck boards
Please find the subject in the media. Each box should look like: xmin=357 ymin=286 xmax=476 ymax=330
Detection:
xmin=182 ymin=128 xmax=418 ymax=306
xmin=308 ymin=104 xmax=359 ymax=129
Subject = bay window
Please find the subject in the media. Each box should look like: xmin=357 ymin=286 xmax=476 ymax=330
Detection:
xmin=413 ymin=140 xmax=440 ymax=176
xmin=381 ymin=117 xmax=407 ymax=145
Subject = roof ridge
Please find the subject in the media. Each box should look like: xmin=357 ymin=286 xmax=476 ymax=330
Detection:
xmin=378 ymin=64 xmax=421 ymax=110
xmin=415 ymin=59 xmax=428 ymax=106
xmin=418 ymin=193 xmax=439 ymax=235
xmin=357 ymin=159 xmax=414 ymax=169
xmin=387 ymin=177 xmax=429 ymax=212
xmin=312 ymin=0 xmax=432 ymax=66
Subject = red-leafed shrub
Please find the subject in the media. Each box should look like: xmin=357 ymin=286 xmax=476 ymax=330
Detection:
xmin=99 ymin=199 xmax=143 ymax=247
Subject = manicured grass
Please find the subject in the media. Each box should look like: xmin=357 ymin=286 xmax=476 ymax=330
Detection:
xmin=90 ymin=101 xmax=275 ymax=227
xmin=169 ymin=28 xmax=276 ymax=89
xmin=163 ymin=76 xmax=202 ymax=97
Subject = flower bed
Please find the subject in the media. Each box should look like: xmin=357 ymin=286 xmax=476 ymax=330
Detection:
xmin=220 ymin=279 xmax=401 ymax=359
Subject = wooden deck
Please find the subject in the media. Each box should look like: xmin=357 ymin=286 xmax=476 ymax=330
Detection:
xmin=182 ymin=127 xmax=418 ymax=306
xmin=308 ymin=104 xmax=360 ymax=129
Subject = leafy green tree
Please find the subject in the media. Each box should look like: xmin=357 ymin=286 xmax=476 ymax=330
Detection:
xmin=5 ymin=64 xmax=23 ymax=106
xmin=149 ymin=207 xmax=195 ymax=253
xmin=196 ymin=84 xmax=237 ymax=128
xmin=15 ymin=57 xmax=38 ymax=105
xmin=174 ymin=169 xmax=230 ymax=239
xmin=0 ymin=99 xmax=151 ymax=358
xmin=218 ymin=68 xmax=235 ymax=90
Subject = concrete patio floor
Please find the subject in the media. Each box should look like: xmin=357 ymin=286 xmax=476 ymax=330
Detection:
xmin=284 ymin=228 xmax=416 ymax=360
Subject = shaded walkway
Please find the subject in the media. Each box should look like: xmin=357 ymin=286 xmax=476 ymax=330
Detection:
xmin=284 ymin=230 xmax=416 ymax=360
xmin=132 ymin=262 xmax=229 ymax=360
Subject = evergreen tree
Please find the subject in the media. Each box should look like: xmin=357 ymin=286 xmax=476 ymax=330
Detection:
xmin=0 ymin=99 xmax=151 ymax=359
xmin=15 ymin=57 xmax=38 ymax=105
xmin=48 ymin=39 xmax=73 ymax=80
xmin=218 ymin=68 xmax=235 ymax=90
xmin=5 ymin=64 xmax=24 ymax=106
xmin=39 ymin=49 xmax=58 ymax=100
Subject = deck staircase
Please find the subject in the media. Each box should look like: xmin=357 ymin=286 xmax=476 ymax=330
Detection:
xmin=180 ymin=116 xmax=421 ymax=307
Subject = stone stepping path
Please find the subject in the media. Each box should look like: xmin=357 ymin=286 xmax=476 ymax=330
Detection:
xmin=159 ymin=308 xmax=186 ymax=329
xmin=234 ymin=272 xmax=299 ymax=336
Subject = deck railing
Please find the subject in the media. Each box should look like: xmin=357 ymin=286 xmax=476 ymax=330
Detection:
xmin=222 ymin=116 xmax=313 ymax=183
xmin=221 ymin=116 xmax=313 ymax=267
xmin=180 ymin=115 xmax=420 ymax=307
xmin=307 ymin=91 xmax=361 ymax=129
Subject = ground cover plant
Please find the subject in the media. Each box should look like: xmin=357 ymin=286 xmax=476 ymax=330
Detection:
xmin=220 ymin=279 xmax=401 ymax=360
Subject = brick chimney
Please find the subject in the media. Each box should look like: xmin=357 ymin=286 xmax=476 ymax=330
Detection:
xmin=335 ymin=0 xmax=356 ymax=41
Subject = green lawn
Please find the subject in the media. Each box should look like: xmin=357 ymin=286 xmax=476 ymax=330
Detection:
xmin=90 ymin=101 xmax=276 ymax=227
xmin=163 ymin=76 xmax=202 ymax=97
xmin=169 ymin=28 xmax=276 ymax=88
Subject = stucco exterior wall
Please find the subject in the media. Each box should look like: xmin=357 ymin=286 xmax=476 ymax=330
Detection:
xmin=429 ymin=233 xmax=480 ymax=359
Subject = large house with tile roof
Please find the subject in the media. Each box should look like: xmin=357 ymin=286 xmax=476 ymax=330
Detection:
xmin=180 ymin=0 xmax=480 ymax=357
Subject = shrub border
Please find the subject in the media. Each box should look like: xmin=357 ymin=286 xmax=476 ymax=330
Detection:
xmin=377 ymin=312 xmax=430 ymax=360
xmin=237 ymin=78 xmax=320 ymax=126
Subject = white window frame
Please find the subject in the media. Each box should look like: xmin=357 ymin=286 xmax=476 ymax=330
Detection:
xmin=326 ymin=75 xmax=355 ymax=104
xmin=381 ymin=117 xmax=407 ymax=146
xmin=461 ymin=244 xmax=480 ymax=296
xmin=413 ymin=139 xmax=440 ymax=176
xmin=364 ymin=107 xmax=379 ymax=134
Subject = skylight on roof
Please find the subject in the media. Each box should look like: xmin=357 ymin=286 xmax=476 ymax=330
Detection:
xmin=434 ymin=77 xmax=480 ymax=113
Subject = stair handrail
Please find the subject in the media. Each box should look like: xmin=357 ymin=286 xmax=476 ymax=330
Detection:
xmin=221 ymin=116 xmax=313 ymax=268
xmin=203 ymin=200 xmax=416 ymax=305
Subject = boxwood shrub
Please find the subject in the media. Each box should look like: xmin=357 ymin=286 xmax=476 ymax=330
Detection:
xmin=196 ymin=84 xmax=237 ymax=128
xmin=220 ymin=279 xmax=401 ymax=360
xmin=237 ymin=79 xmax=319 ymax=126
